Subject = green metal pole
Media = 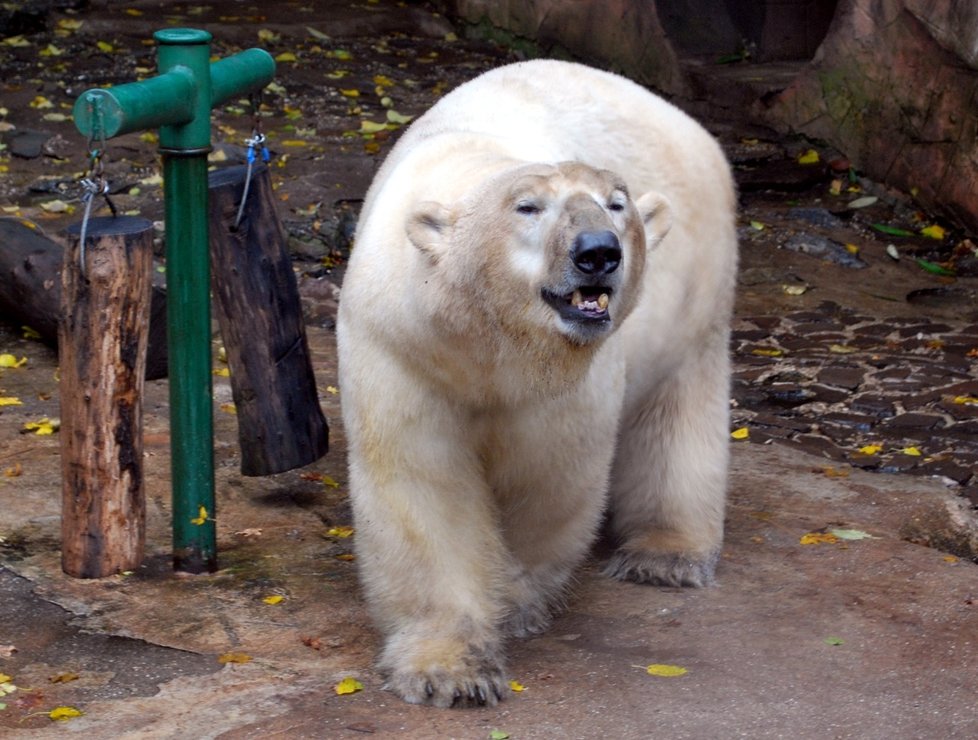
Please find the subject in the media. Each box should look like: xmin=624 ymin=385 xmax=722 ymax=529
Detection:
xmin=156 ymin=28 xmax=216 ymax=573
xmin=72 ymin=29 xmax=275 ymax=574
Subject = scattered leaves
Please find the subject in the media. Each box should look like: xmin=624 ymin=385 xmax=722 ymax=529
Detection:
xmin=23 ymin=418 xmax=58 ymax=435
xmin=190 ymin=505 xmax=209 ymax=526
xmin=857 ymin=444 xmax=883 ymax=455
xmin=829 ymin=528 xmax=877 ymax=541
xmin=800 ymin=532 xmax=839 ymax=545
xmin=751 ymin=347 xmax=783 ymax=357
xmin=920 ymin=224 xmax=946 ymax=240
xmin=952 ymin=396 xmax=978 ymax=406
xmin=824 ymin=636 xmax=845 ymax=646
xmin=821 ymin=466 xmax=850 ymax=478
xmin=730 ymin=427 xmax=749 ymax=440
xmin=0 ymin=354 xmax=27 ymax=368
xmin=847 ymin=196 xmax=877 ymax=209
xmin=489 ymin=731 xmax=510 ymax=740
xmin=3 ymin=463 xmax=22 ymax=477
xmin=871 ymin=223 xmax=914 ymax=237
xmin=797 ymin=149 xmax=820 ymax=165
xmin=901 ymin=447 xmax=922 ymax=456
xmin=644 ymin=664 xmax=688 ymax=677
xmin=326 ymin=525 xmax=354 ymax=538
xmin=262 ymin=594 xmax=285 ymax=605
xmin=49 ymin=672 xmax=79 ymax=684
xmin=508 ymin=679 xmax=525 ymax=693
xmin=217 ymin=652 xmax=252 ymax=664
xmin=0 ymin=397 xmax=23 ymax=407
xmin=915 ymin=258 xmax=955 ymax=276
xmin=48 ymin=706 xmax=83 ymax=721
xmin=781 ymin=284 xmax=808 ymax=296
xmin=334 ymin=676 xmax=363 ymax=695
xmin=828 ymin=344 xmax=858 ymax=354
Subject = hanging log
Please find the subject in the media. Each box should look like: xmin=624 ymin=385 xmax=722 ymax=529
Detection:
xmin=208 ymin=163 xmax=328 ymax=475
xmin=0 ymin=217 xmax=169 ymax=379
xmin=59 ymin=216 xmax=154 ymax=578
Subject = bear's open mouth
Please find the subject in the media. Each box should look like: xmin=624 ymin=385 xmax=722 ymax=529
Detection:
xmin=541 ymin=286 xmax=612 ymax=323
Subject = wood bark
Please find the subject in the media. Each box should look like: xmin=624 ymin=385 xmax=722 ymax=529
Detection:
xmin=0 ymin=217 xmax=168 ymax=379
xmin=208 ymin=163 xmax=328 ymax=475
xmin=59 ymin=216 xmax=153 ymax=578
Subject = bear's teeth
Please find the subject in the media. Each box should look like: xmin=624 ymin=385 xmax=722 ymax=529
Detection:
xmin=572 ymin=289 xmax=584 ymax=307
xmin=597 ymin=293 xmax=609 ymax=310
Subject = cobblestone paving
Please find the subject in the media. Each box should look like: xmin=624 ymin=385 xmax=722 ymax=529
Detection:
xmin=730 ymin=301 xmax=978 ymax=507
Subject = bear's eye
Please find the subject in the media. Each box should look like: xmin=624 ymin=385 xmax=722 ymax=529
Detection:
xmin=607 ymin=200 xmax=626 ymax=212
xmin=516 ymin=201 xmax=542 ymax=215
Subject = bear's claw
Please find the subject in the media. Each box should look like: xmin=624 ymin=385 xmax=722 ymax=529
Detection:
xmin=604 ymin=548 xmax=720 ymax=588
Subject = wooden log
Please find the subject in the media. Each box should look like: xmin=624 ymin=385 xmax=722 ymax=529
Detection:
xmin=208 ymin=163 xmax=328 ymax=475
xmin=0 ymin=217 xmax=169 ymax=380
xmin=59 ymin=216 xmax=153 ymax=578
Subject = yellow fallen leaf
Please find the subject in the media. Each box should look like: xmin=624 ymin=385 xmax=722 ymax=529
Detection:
xmin=749 ymin=220 xmax=765 ymax=231
xmin=23 ymin=418 xmax=57 ymax=435
xmin=0 ymin=673 xmax=11 ymax=683
xmin=2 ymin=35 xmax=30 ymax=47
xmin=39 ymin=44 xmax=64 ymax=57
xmin=645 ymin=664 xmax=688 ymax=677
xmin=751 ymin=348 xmax=783 ymax=357
xmin=40 ymin=199 xmax=71 ymax=213
xmin=829 ymin=344 xmax=858 ymax=354
xmin=96 ymin=40 xmax=115 ymax=53
xmin=821 ymin=466 xmax=850 ymax=478
xmin=359 ymin=120 xmax=388 ymax=135
xmin=4 ymin=463 xmax=23 ymax=477
xmin=275 ymin=51 xmax=297 ymax=62
xmin=321 ymin=474 xmax=341 ymax=489
xmin=327 ymin=525 xmax=354 ymax=538
xmin=190 ymin=505 xmax=209 ymax=526
xmin=920 ymin=224 xmax=945 ymax=240
xmin=48 ymin=706 xmax=83 ymax=721
xmin=730 ymin=427 xmax=749 ymax=440
xmin=325 ymin=385 xmax=339 ymax=395
xmin=901 ymin=447 xmax=922 ymax=456
xmin=373 ymin=74 xmax=394 ymax=87
xmin=857 ymin=444 xmax=882 ymax=455
xmin=943 ymin=555 xmax=959 ymax=563
xmin=386 ymin=109 xmax=413 ymax=125
xmin=508 ymin=679 xmax=525 ymax=692
xmin=281 ymin=140 xmax=309 ymax=147
xmin=212 ymin=367 xmax=230 ymax=377
xmin=262 ymin=594 xmax=284 ymax=605
xmin=0 ymin=397 xmax=23 ymax=406
xmin=57 ymin=19 xmax=83 ymax=31
xmin=952 ymin=395 xmax=978 ymax=406
xmin=335 ymin=676 xmax=363 ymax=695
xmin=49 ymin=672 xmax=79 ymax=683
xmin=218 ymin=652 xmax=253 ymax=664
xmin=782 ymin=283 xmax=807 ymax=296
xmin=800 ymin=532 xmax=839 ymax=545
xmin=335 ymin=553 xmax=355 ymax=561
xmin=219 ymin=402 xmax=236 ymax=414
xmin=258 ymin=29 xmax=281 ymax=43
xmin=339 ymin=88 xmax=360 ymax=98
xmin=797 ymin=149 xmax=820 ymax=165
xmin=844 ymin=244 xmax=860 ymax=254
xmin=22 ymin=326 xmax=41 ymax=340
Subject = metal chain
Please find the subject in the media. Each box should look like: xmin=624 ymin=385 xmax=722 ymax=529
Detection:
xmin=233 ymin=93 xmax=271 ymax=230
xmin=77 ymin=139 xmax=117 ymax=279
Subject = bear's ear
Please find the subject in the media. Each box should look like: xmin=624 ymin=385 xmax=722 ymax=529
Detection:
xmin=635 ymin=191 xmax=673 ymax=249
xmin=407 ymin=201 xmax=454 ymax=260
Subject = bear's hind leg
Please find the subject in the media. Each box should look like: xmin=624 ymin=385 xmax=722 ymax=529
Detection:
xmin=605 ymin=339 xmax=730 ymax=587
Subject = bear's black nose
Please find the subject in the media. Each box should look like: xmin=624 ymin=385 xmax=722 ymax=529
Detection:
xmin=571 ymin=230 xmax=622 ymax=275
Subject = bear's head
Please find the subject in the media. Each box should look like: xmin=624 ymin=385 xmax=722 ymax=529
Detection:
xmin=406 ymin=161 xmax=671 ymax=349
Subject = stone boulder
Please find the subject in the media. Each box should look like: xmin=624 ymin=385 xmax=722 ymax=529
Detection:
xmin=761 ymin=0 xmax=978 ymax=231
xmin=445 ymin=0 xmax=686 ymax=97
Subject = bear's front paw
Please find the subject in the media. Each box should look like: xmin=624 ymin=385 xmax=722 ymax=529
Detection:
xmin=604 ymin=547 xmax=720 ymax=587
xmin=380 ymin=638 xmax=508 ymax=708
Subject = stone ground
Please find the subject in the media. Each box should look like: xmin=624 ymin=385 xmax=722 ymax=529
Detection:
xmin=1 ymin=1 xmax=977 ymax=738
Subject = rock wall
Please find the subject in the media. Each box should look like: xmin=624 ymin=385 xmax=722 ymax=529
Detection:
xmin=442 ymin=0 xmax=978 ymax=233
xmin=445 ymin=0 xmax=687 ymax=96
xmin=763 ymin=0 xmax=978 ymax=232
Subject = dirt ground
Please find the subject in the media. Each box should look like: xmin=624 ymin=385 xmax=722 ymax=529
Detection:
xmin=1 ymin=1 xmax=977 ymax=737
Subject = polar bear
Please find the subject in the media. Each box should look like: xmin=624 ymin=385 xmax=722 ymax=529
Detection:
xmin=336 ymin=59 xmax=737 ymax=708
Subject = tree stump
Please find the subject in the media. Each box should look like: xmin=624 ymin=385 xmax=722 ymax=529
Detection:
xmin=0 ymin=217 xmax=169 ymax=379
xmin=59 ymin=216 xmax=154 ymax=578
xmin=208 ymin=163 xmax=328 ymax=475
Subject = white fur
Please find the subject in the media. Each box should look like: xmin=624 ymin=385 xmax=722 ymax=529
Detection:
xmin=337 ymin=60 xmax=738 ymax=707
